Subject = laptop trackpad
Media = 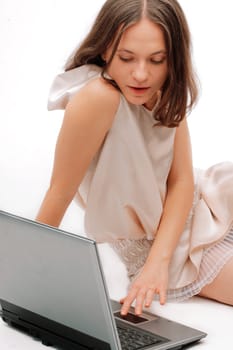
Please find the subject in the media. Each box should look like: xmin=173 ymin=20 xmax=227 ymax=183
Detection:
xmin=114 ymin=311 xmax=152 ymax=324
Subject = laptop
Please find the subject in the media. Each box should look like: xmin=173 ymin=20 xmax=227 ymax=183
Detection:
xmin=0 ymin=210 xmax=207 ymax=350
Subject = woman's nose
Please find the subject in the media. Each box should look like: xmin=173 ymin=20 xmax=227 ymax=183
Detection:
xmin=132 ymin=63 xmax=149 ymax=82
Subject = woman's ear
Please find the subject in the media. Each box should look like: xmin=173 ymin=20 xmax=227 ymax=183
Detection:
xmin=102 ymin=45 xmax=112 ymax=64
xmin=101 ymin=54 xmax=107 ymax=63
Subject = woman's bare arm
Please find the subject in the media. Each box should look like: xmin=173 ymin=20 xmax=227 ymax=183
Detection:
xmin=148 ymin=118 xmax=194 ymax=263
xmin=121 ymin=118 xmax=195 ymax=315
xmin=36 ymin=79 xmax=120 ymax=226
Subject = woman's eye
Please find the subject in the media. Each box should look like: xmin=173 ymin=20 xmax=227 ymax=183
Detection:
xmin=151 ymin=58 xmax=166 ymax=65
xmin=119 ymin=56 xmax=133 ymax=62
xmin=118 ymin=55 xmax=166 ymax=64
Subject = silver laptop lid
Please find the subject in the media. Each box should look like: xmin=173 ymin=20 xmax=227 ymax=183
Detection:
xmin=0 ymin=210 xmax=120 ymax=350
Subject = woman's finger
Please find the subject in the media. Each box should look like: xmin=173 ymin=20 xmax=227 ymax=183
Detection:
xmin=145 ymin=288 xmax=155 ymax=308
xmin=159 ymin=287 xmax=167 ymax=305
xmin=120 ymin=288 xmax=138 ymax=315
xmin=135 ymin=289 xmax=147 ymax=315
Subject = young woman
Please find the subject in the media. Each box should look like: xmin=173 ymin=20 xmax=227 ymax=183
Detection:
xmin=36 ymin=0 xmax=233 ymax=315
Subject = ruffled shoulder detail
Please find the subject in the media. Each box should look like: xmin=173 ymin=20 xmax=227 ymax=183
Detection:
xmin=47 ymin=64 xmax=102 ymax=111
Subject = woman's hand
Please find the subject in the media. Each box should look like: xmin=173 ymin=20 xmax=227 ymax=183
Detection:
xmin=120 ymin=259 xmax=169 ymax=316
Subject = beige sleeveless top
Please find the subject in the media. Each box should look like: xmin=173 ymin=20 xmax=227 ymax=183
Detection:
xmin=48 ymin=64 xmax=233 ymax=288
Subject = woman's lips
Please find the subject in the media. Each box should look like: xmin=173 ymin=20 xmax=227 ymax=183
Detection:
xmin=128 ymin=86 xmax=150 ymax=95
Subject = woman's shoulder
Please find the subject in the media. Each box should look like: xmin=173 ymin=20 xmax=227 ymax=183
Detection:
xmin=64 ymin=77 xmax=121 ymax=133
xmin=68 ymin=77 xmax=121 ymax=121
xmin=85 ymin=76 xmax=120 ymax=100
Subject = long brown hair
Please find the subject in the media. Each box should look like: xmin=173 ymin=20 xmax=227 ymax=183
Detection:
xmin=65 ymin=0 xmax=198 ymax=127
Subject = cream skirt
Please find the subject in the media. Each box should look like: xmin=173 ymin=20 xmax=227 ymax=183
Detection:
xmin=110 ymin=226 xmax=233 ymax=302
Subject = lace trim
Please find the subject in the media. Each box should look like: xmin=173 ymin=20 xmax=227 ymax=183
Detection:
xmin=166 ymin=226 xmax=233 ymax=301
xmin=110 ymin=227 xmax=233 ymax=301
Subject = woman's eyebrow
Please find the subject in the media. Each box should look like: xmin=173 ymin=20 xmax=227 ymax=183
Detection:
xmin=117 ymin=49 xmax=167 ymax=55
xmin=151 ymin=50 xmax=167 ymax=56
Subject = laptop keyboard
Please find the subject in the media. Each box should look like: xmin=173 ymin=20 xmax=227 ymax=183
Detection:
xmin=117 ymin=324 xmax=168 ymax=350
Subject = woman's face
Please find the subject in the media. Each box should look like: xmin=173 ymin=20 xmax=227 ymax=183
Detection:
xmin=104 ymin=18 xmax=168 ymax=110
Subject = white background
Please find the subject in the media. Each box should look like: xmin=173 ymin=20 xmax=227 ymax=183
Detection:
xmin=0 ymin=0 xmax=233 ymax=231
xmin=0 ymin=2 xmax=233 ymax=349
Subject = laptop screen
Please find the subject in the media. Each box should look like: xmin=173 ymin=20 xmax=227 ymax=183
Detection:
xmin=0 ymin=211 xmax=120 ymax=350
